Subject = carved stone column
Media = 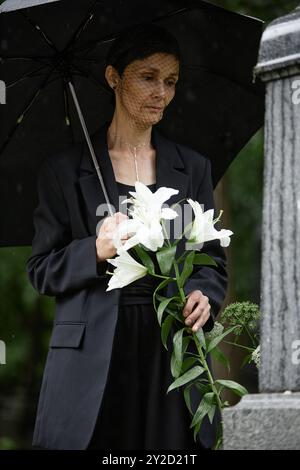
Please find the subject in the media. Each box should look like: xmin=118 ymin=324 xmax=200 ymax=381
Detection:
xmin=223 ymin=5 xmax=300 ymax=450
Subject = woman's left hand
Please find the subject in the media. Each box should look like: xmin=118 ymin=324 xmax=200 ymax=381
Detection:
xmin=182 ymin=290 xmax=211 ymax=333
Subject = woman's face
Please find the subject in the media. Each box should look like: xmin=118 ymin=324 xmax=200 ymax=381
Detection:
xmin=111 ymin=52 xmax=179 ymax=126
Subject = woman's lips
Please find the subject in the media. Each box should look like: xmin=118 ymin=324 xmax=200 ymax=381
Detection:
xmin=146 ymin=106 xmax=163 ymax=112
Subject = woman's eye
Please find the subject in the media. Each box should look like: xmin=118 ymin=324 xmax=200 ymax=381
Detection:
xmin=142 ymin=76 xmax=176 ymax=86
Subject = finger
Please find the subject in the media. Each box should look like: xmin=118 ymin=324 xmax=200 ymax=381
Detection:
xmin=113 ymin=220 xmax=132 ymax=244
xmin=182 ymin=296 xmax=200 ymax=317
xmin=191 ymin=308 xmax=211 ymax=332
xmin=183 ymin=292 xmax=207 ymax=318
xmin=110 ymin=213 xmax=125 ymax=226
xmin=121 ymin=234 xmax=130 ymax=244
xmin=99 ymin=217 xmax=110 ymax=232
xmin=182 ymin=290 xmax=206 ymax=316
xmin=107 ymin=217 xmax=128 ymax=234
xmin=184 ymin=302 xmax=208 ymax=326
xmin=102 ymin=227 xmax=129 ymax=241
xmin=115 ymin=212 xmax=128 ymax=222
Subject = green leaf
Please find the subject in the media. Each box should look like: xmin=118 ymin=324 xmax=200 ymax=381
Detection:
xmin=156 ymin=293 xmax=168 ymax=302
xmin=183 ymin=384 xmax=193 ymax=415
xmin=215 ymin=379 xmax=248 ymax=397
xmin=214 ymin=424 xmax=223 ymax=450
xmin=164 ymin=306 xmax=183 ymax=323
xmin=152 ymin=278 xmax=174 ymax=314
xmin=194 ymin=382 xmax=211 ymax=396
xmin=157 ymin=296 xmax=177 ymax=326
xmin=210 ymin=346 xmax=230 ymax=372
xmin=196 ymin=327 xmax=207 ymax=352
xmin=171 ymin=328 xmax=185 ymax=378
xmin=167 ymin=365 xmax=205 ymax=394
xmin=132 ymin=245 xmax=155 ymax=274
xmin=206 ymin=325 xmax=239 ymax=353
xmin=190 ymin=392 xmax=215 ymax=428
xmin=156 ymin=245 xmax=177 ymax=276
xmin=156 ymin=293 xmax=181 ymax=315
xmin=193 ymin=420 xmax=201 ymax=442
xmin=176 ymin=251 xmax=188 ymax=266
xmin=193 ymin=253 xmax=218 ymax=267
xmin=174 ymin=328 xmax=184 ymax=367
xmin=171 ymin=349 xmax=180 ymax=379
xmin=181 ymin=356 xmax=197 ymax=374
xmin=161 ymin=314 xmax=174 ymax=351
xmin=179 ymin=251 xmax=195 ymax=287
xmin=207 ymin=404 xmax=216 ymax=424
xmin=240 ymin=352 xmax=254 ymax=368
xmin=182 ymin=335 xmax=193 ymax=356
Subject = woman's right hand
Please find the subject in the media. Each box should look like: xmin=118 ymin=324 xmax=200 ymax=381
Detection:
xmin=96 ymin=212 xmax=130 ymax=262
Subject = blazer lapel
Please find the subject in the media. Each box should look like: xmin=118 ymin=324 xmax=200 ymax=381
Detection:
xmin=78 ymin=120 xmax=190 ymax=243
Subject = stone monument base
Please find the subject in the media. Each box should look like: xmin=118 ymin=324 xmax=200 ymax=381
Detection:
xmin=222 ymin=393 xmax=300 ymax=450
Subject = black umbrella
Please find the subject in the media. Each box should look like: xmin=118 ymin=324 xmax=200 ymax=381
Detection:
xmin=0 ymin=0 xmax=265 ymax=247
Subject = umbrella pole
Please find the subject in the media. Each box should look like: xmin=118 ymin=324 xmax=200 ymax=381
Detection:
xmin=67 ymin=80 xmax=114 ymax=218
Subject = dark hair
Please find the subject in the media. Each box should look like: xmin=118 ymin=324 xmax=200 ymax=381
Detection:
xmin=105 ymin=22 xmax=181 ymax=105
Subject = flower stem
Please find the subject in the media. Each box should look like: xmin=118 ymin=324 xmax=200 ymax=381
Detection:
xmin=230 ymin=308 xmax=258 ymax=348
xmin=148 ymin=272 xmax=176 ymax=281
xmin=173 ymin=259 xmax=186 ymax=304
xmin=193 ymin=333 xmax=223 ymax=412
xmin=244 ymin=324 xmax=258 ymax=348
xmin=176 ymin=250 xmax=189 ymax=265
xmin=171 ymin=246 xmax=223 ymax=412
xmin=223 ymin=340 xmax=254 ymax=352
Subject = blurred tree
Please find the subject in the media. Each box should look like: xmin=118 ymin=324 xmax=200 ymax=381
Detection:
xmin=214 ymin=0 xmax=299 ymax=21
xmin=0 ymin=247 xmax=54 ymax=448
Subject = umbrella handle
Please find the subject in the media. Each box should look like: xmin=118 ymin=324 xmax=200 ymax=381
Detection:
xmin=67 ymin=80 xmax=114 ymax=218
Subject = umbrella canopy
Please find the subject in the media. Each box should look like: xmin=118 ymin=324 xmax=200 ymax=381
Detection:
xmin=0 ymin=0 xmax=60 ymax=12
xmin=0 ymin=0 xmax=265 ymax=247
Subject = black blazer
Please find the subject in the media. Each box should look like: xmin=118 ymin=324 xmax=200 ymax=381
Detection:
xmin=26 ymin=120 xmax=228 ymax=450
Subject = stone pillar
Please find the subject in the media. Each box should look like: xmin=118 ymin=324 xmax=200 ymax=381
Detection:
xmin=223 ymin=5 xmax=300 ymax=450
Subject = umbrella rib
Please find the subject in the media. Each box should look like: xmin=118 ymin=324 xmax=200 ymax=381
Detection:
xmin=63 ymin=78 xmax=71 ymax=127
xmin=61 ymin=76 xmax=76 ymax=146
xmin=64 ymin=0 xmax=99 ymax=53
xmin=1 ymin=56 xmax=52 ymax=62
xmin=6 ymin=63 xmax=52 ymax=88
xmin=0 ymin=65 xmax=57 ymax=157
xmin=69 ymin=62 xmax=112 ymax=97
xmin=20 ymin=9 xmax=59 ymax=53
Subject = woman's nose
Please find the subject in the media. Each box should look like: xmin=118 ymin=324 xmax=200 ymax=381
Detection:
xmin=153 ymin=80 xmax=168 ymax=98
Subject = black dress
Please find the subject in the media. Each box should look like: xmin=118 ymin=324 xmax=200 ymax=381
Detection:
xmin=87 ymin=181 xmax=202 ymax=450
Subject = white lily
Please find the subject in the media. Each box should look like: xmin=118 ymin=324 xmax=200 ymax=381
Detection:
xmin=124 ymin=181 xmax=179 ymax=222
xmin=113 ymin=181 xmax=179 ymax=254
xmin=113 ymin=217 xmax=165 ymax=254
xmin=106 ymin=249 xmax=148 ymax=291
xmin=187 ymin=199 xmax=233 ymax=248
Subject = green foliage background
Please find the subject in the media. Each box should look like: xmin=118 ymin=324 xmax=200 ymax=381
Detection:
xmin=0 ymin=0 xmax=299 ymax=450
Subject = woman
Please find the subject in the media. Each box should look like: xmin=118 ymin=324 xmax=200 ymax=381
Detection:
xmin=27 ymin=22 xmax=228 ymax=450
